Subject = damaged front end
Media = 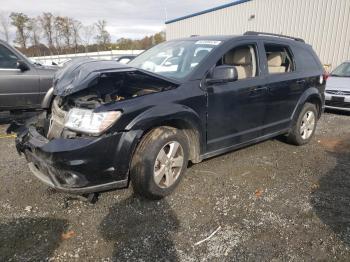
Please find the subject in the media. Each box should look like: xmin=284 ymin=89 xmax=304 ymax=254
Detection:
xmin=10 ymin=58 xmax=178 ymax=194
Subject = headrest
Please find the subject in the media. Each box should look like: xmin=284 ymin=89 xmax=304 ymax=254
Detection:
xmin=224 ymin=48 xmax=252 ymax=65
xmin=268 ymin=52 xmax=283 ymax=66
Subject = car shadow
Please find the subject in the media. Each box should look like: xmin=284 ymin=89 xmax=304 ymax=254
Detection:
xmin=0 ymin=217 xmax=68 ymax=261
xmin=99 ymin=194 xmax=180 ymax=261
xmin=325 ymin=108 xmax=350 ymax=116
xmin=311 ymin=135 xmax=350 ymax=245
xmin=0 ymin=111 xmax=40 ymax=125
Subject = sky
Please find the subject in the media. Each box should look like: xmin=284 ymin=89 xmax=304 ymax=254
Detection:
xmin=0 ymin=0 xmax=234 ymax=41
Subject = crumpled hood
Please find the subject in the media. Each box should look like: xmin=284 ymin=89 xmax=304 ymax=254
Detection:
xmin=53 ymin=58 xmax=179 ymax=97
xmin=53 ymin=58 xmax=134 ymax=96
xmin=326 ymin=76 xmax=350 ymax=91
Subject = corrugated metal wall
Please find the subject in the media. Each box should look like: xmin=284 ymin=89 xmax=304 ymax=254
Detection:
xmin=166 ymin=0 xmax=350 ymax=69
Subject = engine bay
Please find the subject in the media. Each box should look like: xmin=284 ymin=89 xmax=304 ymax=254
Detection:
xmin=43 ymin=70 xmax=177 ymax=140
xmin=58 ymin=70 xmax=176 ymax=110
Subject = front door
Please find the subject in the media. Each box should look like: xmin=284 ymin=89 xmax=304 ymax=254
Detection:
xmin=206 ymin=42 xmax=269 ymax=152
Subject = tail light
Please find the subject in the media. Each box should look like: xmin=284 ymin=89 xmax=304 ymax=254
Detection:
xmin=323 ymin=72 xmax=329 ymax=81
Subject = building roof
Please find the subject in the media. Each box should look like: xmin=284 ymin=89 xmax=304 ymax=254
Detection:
xmin=165 ymin=0 xmax=253 ymax=24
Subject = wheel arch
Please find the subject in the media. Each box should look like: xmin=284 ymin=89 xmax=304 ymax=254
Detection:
xmin=126 ymin=105 xmax=205 ymax=164
xmin=292 ymin=88 xmax=323 ymax=121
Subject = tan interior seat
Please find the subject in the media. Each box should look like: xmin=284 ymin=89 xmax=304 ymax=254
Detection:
xmin=224 ymin=48 xmax=252 ymax=79
xmin=267 ymin=52 xmax=286 ymax=73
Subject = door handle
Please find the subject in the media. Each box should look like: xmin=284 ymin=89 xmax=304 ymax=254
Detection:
xmin=296 ymin=80 xmax=306 ymax=85
xmin=249 ymin=86 xmax=268 ymax=96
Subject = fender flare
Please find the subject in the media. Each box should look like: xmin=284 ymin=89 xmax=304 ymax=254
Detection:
xmin=125 ymin=104 xmax=205 ymax=158
xmin=291 ymin=87 xmax=323 ymax=121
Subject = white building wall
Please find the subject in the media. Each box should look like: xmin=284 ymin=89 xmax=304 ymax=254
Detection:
xmin=166 ymin=0 xmax=350 ymax=69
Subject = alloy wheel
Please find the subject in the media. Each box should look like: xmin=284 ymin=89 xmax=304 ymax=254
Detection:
xmin=300 ymin=110 xmax=315 ymax=140
xmin=153 ymin=141 xmax=184 ymax=188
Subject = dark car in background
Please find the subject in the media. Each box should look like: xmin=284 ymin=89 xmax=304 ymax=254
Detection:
xmin=12 ymin=32 xmax=325 ymax=200
xmin=0 ymin=39 xmax=57 ymax=112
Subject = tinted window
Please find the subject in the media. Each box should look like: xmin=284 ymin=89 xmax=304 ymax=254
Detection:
xmin=294 ymin=46 xmax=321 ymax=72
xmin=264 ymin=44 xmax=295 ymax=74
xmin=331 ymin=62 xmax=350 ymax=77
xmin=0 ymin=45 xmax=18 ymax=69
xmin=216 ymin=44 xmax=258 ymax=80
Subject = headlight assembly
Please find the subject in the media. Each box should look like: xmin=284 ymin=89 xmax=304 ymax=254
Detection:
xmin=65 ymin=108 xmax=122 ymax=135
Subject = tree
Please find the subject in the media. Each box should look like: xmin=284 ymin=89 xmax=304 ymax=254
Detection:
xmin=154 ymin=31 xmax=166 ymax=45
xmin=81 ymin=24 xmax=95 ymax=52
xmin=28 ymin=17 xmax=42 ymax=56
xmin=71 ymin=19 xmax=82 ymax=52
xmin=10 ymin=12 xmax=30 ymax=48
xmin=39 ymin=12 xmax=54 ymax=49
xmin=0 ymin=12 xmax=10 ymax=42
xmin=95 ymin=20 xmax=111 ymax=49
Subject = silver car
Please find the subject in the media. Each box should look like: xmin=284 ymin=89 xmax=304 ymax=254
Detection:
xmin=325 ymin=61 xmax=350 ymax=111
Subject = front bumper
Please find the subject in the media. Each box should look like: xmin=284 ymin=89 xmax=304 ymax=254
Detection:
xmin=14 ymin=125 xmax=141 ymax=194
xmin=325 ymin=93 xmax=350 ymax=112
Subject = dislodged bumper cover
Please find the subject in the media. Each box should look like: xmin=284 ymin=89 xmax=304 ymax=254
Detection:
xmin=13 ymin=124 xmax=133 ymax=194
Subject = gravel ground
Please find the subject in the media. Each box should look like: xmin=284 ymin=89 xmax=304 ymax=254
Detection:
xmin=0 ymin=111 xmax=349 ymax=261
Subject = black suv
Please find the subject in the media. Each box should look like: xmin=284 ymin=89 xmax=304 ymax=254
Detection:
xmin=12 ymin=32 xmax=325 ymax=199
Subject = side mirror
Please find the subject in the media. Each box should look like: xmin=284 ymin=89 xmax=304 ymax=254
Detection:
xmin=207 ymin=65 xmax=238 ymax=85
xmin=17 ymin=60 xmax=30 ymax=71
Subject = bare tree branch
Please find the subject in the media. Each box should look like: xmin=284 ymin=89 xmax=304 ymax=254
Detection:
xmin=0 ymin=12 xmax=10 ymax=42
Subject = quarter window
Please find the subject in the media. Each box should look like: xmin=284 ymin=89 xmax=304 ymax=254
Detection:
xmin=217 ymin=44 xmax=258 ymax=80
xmin=264 ymin=44 xmax=295 ymax=74
xmin=0 ymin=45 xmax=18 ymax=69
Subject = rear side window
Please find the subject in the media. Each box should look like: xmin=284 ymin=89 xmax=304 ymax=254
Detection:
xmin=295 ymin=46 xmax=322 ymax=72
xmin=0 ymin=45 xmax=18 ymax=69
xmin=264 ymin=44 xmax=295 ymax=74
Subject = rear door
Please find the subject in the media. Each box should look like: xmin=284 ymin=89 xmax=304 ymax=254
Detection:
xmin=206 ymin=41 xmax=269 ymax=152
xmin=261 ymin=42 xmax=304 ymax=134
xmin=0 ymin=44 xmax=40 ymax=109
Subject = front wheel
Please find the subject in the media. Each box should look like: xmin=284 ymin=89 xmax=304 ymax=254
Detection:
xmin=287 ymin=103 xmax=318 ymax=145
xmin=130 ymin=127 xmax=189 ymax=199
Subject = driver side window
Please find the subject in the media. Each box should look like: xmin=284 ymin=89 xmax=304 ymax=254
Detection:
xmin=0 ymin=45 xmax=18 ymax=69
xmin=217 ymin=44 xmax=258 ymax=80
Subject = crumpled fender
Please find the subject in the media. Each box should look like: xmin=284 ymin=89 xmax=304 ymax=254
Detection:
xmin=124 ymin=103 xmax=205 ymax=149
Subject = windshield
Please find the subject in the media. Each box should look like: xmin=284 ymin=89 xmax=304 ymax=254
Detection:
xmin=129 ymin=40 xmax=221 ymax=80
xmin=331 ymin=62 xmax=350 ymax=77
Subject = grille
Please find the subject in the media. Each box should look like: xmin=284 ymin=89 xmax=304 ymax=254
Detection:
xmin=325 ymin=100 xmax=350 ymax=108
xmin=326 ymin=90 xmax=350 ymax=95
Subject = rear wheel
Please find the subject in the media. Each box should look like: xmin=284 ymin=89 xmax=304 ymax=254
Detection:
xmin=130 ymin=127 xmax=189 ymax=199
xmin=287 ymin=103 xmax=318 ymax=145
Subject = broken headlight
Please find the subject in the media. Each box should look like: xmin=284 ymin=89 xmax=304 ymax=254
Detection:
xmin=65 ymin=108 xmax=122 ymax=135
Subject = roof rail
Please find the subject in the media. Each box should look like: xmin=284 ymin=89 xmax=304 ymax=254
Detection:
xmin=244 ymin=31 xmax=305 ymax=43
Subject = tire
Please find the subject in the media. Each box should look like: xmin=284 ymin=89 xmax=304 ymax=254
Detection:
xmin=287 ymin=102 xmax=318 ymax=145
xmin=130 ymin=127 xmax=189 ymax=199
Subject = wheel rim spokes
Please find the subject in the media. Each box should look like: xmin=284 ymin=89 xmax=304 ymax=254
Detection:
xmin=154 ymin=141 xmax=184 ymax=188
xmin=300 ymin=111 xmax=315 ymax=140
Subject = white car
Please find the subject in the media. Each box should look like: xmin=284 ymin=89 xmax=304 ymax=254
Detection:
xmin=325 ymin=61 xmax=350 ymax=111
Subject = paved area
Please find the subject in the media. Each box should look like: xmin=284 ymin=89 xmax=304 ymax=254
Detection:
xmin=0 ymin=111 xmax=349 ymax=261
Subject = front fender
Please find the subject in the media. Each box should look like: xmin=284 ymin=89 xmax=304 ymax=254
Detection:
xmin=125 ymin=103 xmax=205 ymax=149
